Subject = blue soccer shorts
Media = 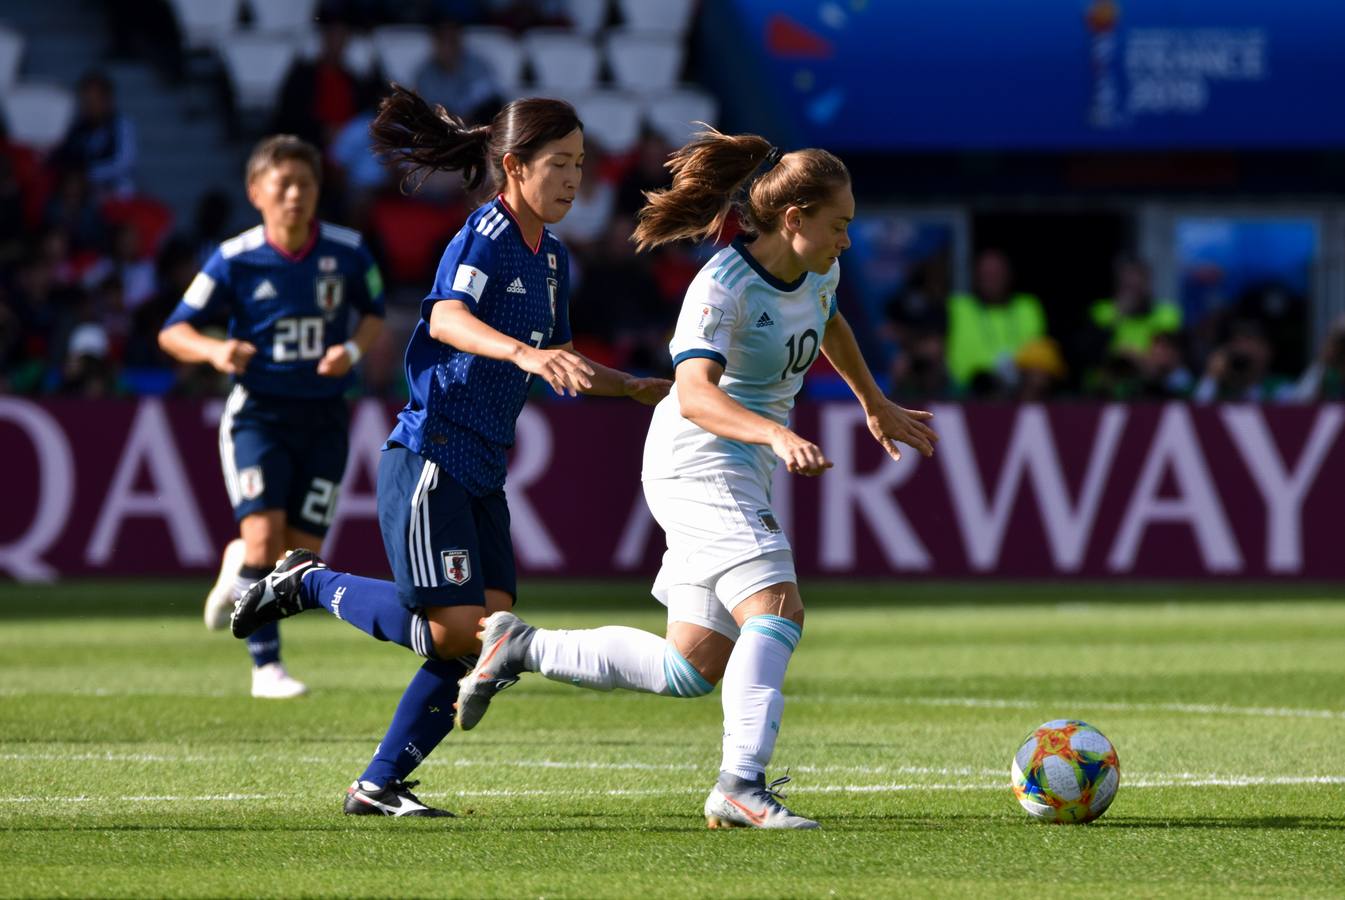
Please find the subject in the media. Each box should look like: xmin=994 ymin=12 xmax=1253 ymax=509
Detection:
xmin=377 ymin=442 xmax=517 ymax=610
xmin=218 ymin=385 xmax=350 ymax=538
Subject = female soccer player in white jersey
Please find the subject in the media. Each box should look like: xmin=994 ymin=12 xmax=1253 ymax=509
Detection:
xmin=456 ymin=129 xmax=939 ymax=829
xmin=229 ymin=87 xmax=668 ymax=817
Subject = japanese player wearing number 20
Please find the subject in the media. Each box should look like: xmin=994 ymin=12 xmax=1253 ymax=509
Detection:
xmin=159 ymin=135 xmax=385 ymax=699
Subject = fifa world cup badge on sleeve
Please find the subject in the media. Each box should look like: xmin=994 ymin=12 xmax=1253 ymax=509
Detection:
xmin=696 ymin=305 xmax=724 ymax=339
xmin=442 ymin=549 xmax=472 ymax=585
xmin=453 ymin=265 xmax=488 ymax=301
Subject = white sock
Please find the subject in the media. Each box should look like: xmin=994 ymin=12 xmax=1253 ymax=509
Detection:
xmin=720 ymin=614 xmax=802 ymax=780
xmin=232 ymin=574 xmax=254 ymax=600
xmin=524 ymin=627 xmax=712 ymax=697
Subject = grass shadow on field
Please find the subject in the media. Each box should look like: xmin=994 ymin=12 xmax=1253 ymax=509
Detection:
xmin=1095 ymin=815 xmax=1345 ymax=831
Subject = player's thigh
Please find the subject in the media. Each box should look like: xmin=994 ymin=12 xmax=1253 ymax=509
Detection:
xmin=286 ymin=411 xmax=349 ymax=539
xmin=239 ymin=510 xmax=287 ymax=566
xmin=716 ymin=550 xmax=804 ymax=628
xmin=666 ymin=619 xmax=734 ymax=686
xmin=223 ymin=421 xmax=293 ymax=544
xmin=284 ymin=526 xmax=324 ymax=555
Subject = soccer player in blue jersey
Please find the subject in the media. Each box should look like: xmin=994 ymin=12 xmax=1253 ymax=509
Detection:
xmin=159 ymin=136 xmax=385 ymax=698
xmin=231 ymin=87 xmax=668 ymax=816
xmin=453 ymin=130 xmax=939 ymax=828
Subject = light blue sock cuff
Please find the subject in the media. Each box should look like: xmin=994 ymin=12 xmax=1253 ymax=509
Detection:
xmin=740 ymin=614 xmax=802 ymax=652
xmin=663 ymin=644 xmax=713 ymax=698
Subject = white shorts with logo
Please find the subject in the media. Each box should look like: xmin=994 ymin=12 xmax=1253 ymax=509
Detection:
xmin=642 ymin=470 xmax=797 ymax=641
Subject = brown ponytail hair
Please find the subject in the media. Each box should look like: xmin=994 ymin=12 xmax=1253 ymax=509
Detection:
xmin=369 ymin=84 xmax=583 ymax=196
xmin=632 ymin=126 xmax=850 ymax=252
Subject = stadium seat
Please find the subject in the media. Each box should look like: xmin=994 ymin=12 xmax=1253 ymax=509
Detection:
xmin=1 ymin=82 xmax=75 ymax=152
xmin=562 ymin=0 xmax=610 ymax=36
xmin=372 ymin=25 xmax=434 ymax=89
xmin=616 ymin=0 xmax=696 ymax=36
xmin=167 ymin=0 xmax=244 ymax=51
xmin=0 ymin=26 xmax=23 ymax=94
xmin=101 ymin=194 xmax=176 ymax=259
xmin=573 ymin=91 xmax=641 ymax=154
xmin=605 ymin=30 xmax=683 ymax=95
xmin=642 ymin=88 xmax=717 ymax=145
xmin=461 ymin=26 xmax=524 ymax=92
xmin=220 ymin=33 xmax=297 ymax=113
xmin=524 ymin=30 xmax=600 ymax=93
xmin=246 ymin=0 xmax=318 ymax=32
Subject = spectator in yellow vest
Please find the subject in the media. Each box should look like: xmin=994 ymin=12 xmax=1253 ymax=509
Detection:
xmin=1091 ymin=256 xmax=1181 ymax=356
xmin=946 ymin=249 xmax=1046 ymax=391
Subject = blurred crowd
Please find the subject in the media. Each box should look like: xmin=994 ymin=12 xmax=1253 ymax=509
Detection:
xmin=1 ymin=0 xmax=1338 ymax=404
xmin=880 ymin=248 xmax=1339 ymax=404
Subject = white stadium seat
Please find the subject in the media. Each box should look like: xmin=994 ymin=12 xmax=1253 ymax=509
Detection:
xmin=0 ymin=26 xmax=24 ymax=93
xmin=220 ymin=33 xmax=297 ymax=112
xmin=1 ymin=82 xmax=76 ymax=151
xmin=246 ymin=0 xmax=318 ymax=32
xmin=562 ymin=0 xmax=610 ymax=36
xmin=372 ymin=25 xmax=434 ymax=88
xmin=573 ymin=90 xmax=641 ymax=154
xmin=605 ymin=30 xmax=683 ymax=95
xmin=617 ymin=0 xmax=696 ymax=36
xmin=524 ymin=30 xmax=599 ymax=92
xmin=460 ymin=26 xmax=524 ymax=92
xmin=642 ymin=88 xmax=717 ymax=145
xmin=167 ymin=0 xmax=244 ymax=51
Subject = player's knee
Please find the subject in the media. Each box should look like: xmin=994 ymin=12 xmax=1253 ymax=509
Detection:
xmin=734 ymin=583 xmax=804 ymax=626
xmin=426 ymin=607 xmax=487 ymax=659
xmin=663 ymin=643 xmax=719 ymax=697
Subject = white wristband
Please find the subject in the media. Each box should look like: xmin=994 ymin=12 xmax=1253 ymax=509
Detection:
xmin=343 ymin=340 xmax=362 ymax=366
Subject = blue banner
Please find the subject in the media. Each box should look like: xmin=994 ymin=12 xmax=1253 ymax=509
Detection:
xmin=723 ymin=0 xmax=1345 ymax=150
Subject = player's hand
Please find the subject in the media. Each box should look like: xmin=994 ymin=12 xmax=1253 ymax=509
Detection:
xmin=518 ymin=346 xmax=594 ymax=397
xmin=866 ymin=400 xmax=938 ymax=462
xmin=317 ymin=343 xmax=353 ymax=377
xmin=211 ymin=339 xmax=256 ymax=375
xmin=770 ymin=428 xmax=832 ymax=476
xmin=625 ymin=376 xmax=671 ymax=406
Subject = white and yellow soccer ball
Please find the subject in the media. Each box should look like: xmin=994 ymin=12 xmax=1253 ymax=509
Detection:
xmin=1011 ymin=719 xmax=1119 ymax=824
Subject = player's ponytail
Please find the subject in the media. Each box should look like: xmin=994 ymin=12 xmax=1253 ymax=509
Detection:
xmin=633 ymin=127 xmax=851 ymax=252
xmin=370 ymin=85 xmax=582 ymax=196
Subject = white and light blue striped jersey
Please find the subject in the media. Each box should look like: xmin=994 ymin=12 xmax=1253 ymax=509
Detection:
xmin=643 ymin=236 xmax=839 ymax=483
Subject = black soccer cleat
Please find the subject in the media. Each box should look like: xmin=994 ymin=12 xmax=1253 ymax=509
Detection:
xmin=230 ymin=549 xmax=326 ymax=639
xmin=343 ymin=779 xmax=456 ymax=818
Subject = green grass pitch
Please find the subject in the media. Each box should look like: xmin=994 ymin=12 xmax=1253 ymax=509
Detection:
xmin=2 ymin=580 xmax=1344 ymax=898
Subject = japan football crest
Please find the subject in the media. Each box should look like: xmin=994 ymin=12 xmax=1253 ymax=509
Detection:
xmin=315 ymin=275 xmax=344 ymax=317
xmin=238 ymin=466 xmax=264 ymax=501
xmin=441 ymin=549 xmax=471 ymax=585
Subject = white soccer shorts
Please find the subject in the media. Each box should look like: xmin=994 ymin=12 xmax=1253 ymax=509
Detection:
xmin=643 ymin=471 xmax=797 ymax=640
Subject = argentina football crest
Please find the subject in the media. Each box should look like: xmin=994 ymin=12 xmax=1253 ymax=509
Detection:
xmin=441 ymin=549 xmax=471 ymax=585
xmin=315 ymin=275 xmax=344 ymax=318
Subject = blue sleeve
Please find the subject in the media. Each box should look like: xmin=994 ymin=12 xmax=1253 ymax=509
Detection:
xmin=351 ymin=243 xmax=386 ymax=318
xmin=161 ymin=250 xmax=232 ymax=329
xmin=550 ymin=245 xmax=572 ymax=346
xmin=422 ymin=227 xmax=497 ymax=322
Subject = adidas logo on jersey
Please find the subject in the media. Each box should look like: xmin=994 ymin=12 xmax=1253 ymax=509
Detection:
xmin=506 ymin=277 xmax=527 ymax=295
xmin=252 ymin=280 xmax=278 ymax=301
xmin=755 ymin=311 xmax=775 ymax=328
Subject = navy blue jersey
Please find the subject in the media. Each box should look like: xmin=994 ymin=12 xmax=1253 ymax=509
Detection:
xmin=162 ymin=222 xmax=385 ymax=398
xmin=387 ymin=196 xmax=572 ymax=496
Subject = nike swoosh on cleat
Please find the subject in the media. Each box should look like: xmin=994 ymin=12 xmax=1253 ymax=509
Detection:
xmin=725 ymin=795 xmax=768 ymax=826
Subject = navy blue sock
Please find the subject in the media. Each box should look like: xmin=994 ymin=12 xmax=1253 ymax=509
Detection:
xmin=239 ymin=564 xmax=282 ymax=667
xmin=360 ymin=657 xmax=470 ymax=786
xmin=299 ymin=568 xmax=435 ymax=657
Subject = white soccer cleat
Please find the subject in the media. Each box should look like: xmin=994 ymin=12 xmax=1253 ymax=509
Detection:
xmin=204 ymin=539 xmax=247 ymax=631
xmin=704 ymin=773 xmax=819 ymax=830
xmin=251 ymin=662 xmax=308 ymax=699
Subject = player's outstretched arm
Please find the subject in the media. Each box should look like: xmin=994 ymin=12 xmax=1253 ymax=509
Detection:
xmin=158 ymin=321 xmax=256 ymax=375
xmin=428 ymin=299 xmax=594 ymax=396
xmin=677 ymin=357 xmax=830 ymax=476
xmin=548 ymin=342 xmax=671 ymax=405
xmin=821 ymin=312 xmax=937 ymax=462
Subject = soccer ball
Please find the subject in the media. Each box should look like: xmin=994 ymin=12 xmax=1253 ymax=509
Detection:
xmin=1011 ymin=719 xmax=1119 ymax=824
